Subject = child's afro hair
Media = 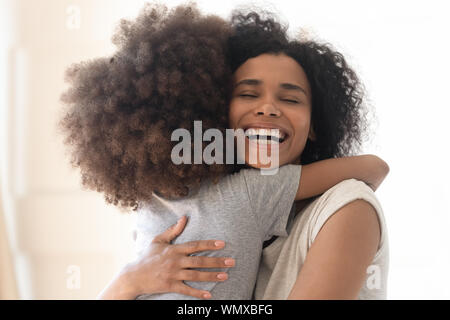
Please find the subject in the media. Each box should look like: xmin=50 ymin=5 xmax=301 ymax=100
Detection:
xmin=58 ymin=2 xmax=235 ymax=212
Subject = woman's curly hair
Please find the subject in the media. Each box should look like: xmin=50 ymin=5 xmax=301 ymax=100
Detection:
xmin=226 ymin=9 xmax=371 ymax=165
xmin=58 ymin=2 xmax=235 ymax=212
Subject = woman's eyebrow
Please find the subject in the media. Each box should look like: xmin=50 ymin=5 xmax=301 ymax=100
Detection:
xmin=279 ymin=83 xmax=308 ymax=96
xmin=234 ymin=79 xmax=307 ymax=96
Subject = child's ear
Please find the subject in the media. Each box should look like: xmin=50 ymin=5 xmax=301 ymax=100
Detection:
xmin=308 ymin=125 xmax=316 ymax=141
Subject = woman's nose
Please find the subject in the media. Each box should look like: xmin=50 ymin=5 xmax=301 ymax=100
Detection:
xmin=254 ymin=102 xmax=281 ymax=117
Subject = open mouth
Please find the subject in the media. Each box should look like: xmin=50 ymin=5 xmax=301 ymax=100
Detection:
xmin=244 ymin=128 xmax=288 ymax=145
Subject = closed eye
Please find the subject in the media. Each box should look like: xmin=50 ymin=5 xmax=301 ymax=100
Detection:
xmin=282 ymin=99 xmax=299 ymax=104
xmin=239 ymin=94 xmax=299 ymax=104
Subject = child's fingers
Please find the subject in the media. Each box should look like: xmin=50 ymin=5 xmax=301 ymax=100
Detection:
xmin=153 ymin=216 xmax=187 ymax=243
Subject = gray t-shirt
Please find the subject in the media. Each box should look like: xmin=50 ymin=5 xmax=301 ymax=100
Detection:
xmin=133 ymin=164 xmax=302 ymax=300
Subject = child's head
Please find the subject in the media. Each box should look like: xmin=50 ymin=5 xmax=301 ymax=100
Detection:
xmin=226 ymin=10 xmax=370 ymax=168
xmin=58 ymin=3 xmax=235 ymax=211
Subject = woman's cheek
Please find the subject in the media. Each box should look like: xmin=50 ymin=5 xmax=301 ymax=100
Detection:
xmin=229 ymin=103 xmax=249 ymax=129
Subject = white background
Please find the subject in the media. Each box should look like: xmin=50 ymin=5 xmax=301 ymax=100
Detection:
xmin=1 ymin=0 xmax=449 ymax=299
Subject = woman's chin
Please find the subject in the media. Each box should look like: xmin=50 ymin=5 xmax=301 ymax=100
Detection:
xmin=245 ymin=162 xmax=273 ymax=169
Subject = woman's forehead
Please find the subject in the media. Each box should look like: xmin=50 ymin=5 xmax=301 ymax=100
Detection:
xmin=232 ymin=53 xmax=311 ymax=95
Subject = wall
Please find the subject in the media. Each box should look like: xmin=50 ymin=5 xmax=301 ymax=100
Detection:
xmin=1 ymin=0 xmax=139 ymax=299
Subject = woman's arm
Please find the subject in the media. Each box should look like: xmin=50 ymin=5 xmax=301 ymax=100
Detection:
xmin=296 ymin=154 xmax=389 ymax=200
xmin=287 ymin=199 xmax=380 ymax=299
xmin=97 ymin=216 xmax=235 ymax=300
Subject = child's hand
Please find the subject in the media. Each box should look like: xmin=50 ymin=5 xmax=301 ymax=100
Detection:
xmin=297 ymin=154 xmax=390 ymax=200
xmin=361 ymin=154 xmax=390 ymax=191
xmin=121 ymin=216 xmax=235 ymax=299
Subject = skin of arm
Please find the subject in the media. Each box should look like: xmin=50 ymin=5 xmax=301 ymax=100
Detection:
xmin=97 ymin=268 xmax=140 ymax=300
xmin=287 ymin=199 xmax=381 ymax=299
xmin=296 ymin=154 xmax=389 ymax=200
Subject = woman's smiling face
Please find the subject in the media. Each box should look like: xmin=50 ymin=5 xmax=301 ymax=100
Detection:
xmin=229 ymin=53 xmax=314 ymax=168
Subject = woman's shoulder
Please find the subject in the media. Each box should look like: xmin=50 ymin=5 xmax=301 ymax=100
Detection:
xmin=304 ymin=178 xmax=387 ymax=244
xmin=258 ymin=178 xmax=389 ymax=300
xmin=296 ymin=179 xmax=388 ymax=298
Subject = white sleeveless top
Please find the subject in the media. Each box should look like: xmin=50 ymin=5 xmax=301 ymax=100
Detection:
xmin=254 ymin=178 xmax=389 ymax=300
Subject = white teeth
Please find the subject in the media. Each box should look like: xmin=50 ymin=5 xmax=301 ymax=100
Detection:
xmin=244 ymin=128 xmax=286 ymax=140
xmin=249 ymin=138 xmax=278 ymax=145
xmin=255 ymin=139 xmax=279 ymax=145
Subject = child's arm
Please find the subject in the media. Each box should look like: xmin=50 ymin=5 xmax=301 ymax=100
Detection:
xmin=296 ymin=154 xmax=389 ymax=200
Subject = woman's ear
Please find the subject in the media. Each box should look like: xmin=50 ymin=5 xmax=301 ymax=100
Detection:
xmin=308 ymin=125 xmax=316 ymax=141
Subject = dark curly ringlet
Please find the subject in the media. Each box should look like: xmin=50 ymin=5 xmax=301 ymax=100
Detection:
xmin=226 ymin=9 xmax=371 ymax=165
xmin=58 ymin=2 xmax=235 ymax=212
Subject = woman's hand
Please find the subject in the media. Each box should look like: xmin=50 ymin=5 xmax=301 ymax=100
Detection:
xmin=97 ymin=216 xmax=235 ymax=300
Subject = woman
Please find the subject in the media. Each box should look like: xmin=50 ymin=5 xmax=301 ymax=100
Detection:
xmin=97 ymin=8 xmax=388 ymax=300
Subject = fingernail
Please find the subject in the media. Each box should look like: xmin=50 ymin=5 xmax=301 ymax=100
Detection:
xmin=224 ymin=259 xmax=234 ymax=266
xmin=203 ymin=293 xmax=211 ymax=299
xmin=215 ymin=240 xmax=225 ymax=247
xmin=217 ymin=273 xmax=228 ymax=280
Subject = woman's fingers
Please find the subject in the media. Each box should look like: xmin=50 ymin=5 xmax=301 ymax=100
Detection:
xmin=181 ymin=256 xmax=235 ymax=269
xmin=153 ymin=216 xmax=188 ymax=243
xmin=176 ymin=270 xmax=229 ymax=282
xmin=174 ymin=239 xmax=226 ymax=254
xmin=146 ymin=216 xmax=235 ymax=300
xmin=172 ymin=282 xmax=212 ymax=300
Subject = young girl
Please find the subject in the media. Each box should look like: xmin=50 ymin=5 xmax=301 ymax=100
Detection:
xmin=58 ymin=3 xmax=388 ymax=300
